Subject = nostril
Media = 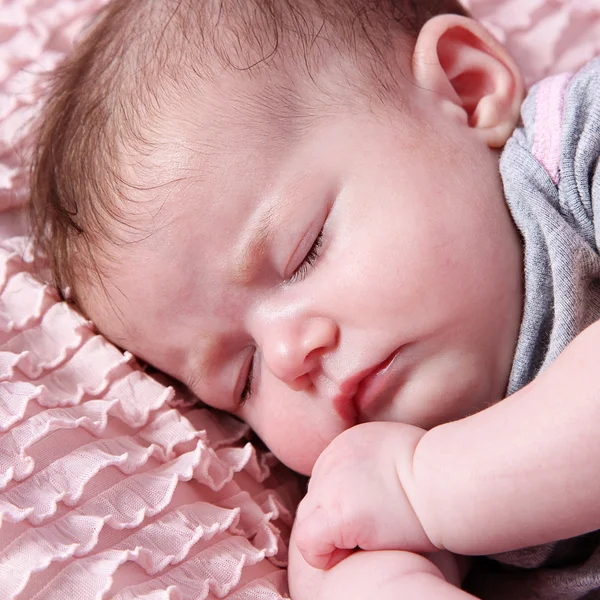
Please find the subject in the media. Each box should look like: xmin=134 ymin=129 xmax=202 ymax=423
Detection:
xmin=288 ymin=373 xmax=312 ymax=392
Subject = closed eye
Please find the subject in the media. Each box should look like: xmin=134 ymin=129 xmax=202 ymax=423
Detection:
xmin=240 ymin=352 xmax=255 ymax=405
xmin=287 ymin=229 xmax=324 ymax=284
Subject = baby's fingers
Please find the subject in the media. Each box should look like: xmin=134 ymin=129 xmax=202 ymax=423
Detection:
xmin=294 ymin=505 xmax=355 ymax=570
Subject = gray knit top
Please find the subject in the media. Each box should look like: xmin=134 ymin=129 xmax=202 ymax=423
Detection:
xmin=466 ymin=57 xmax=600 ymax=600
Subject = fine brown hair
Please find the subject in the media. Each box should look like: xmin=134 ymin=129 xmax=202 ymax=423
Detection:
xmin=29 ymin=0 xmax=469 ymax=310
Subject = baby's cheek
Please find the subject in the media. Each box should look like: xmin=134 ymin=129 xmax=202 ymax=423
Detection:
xmin=262 ymin=427 xmax=325 ymax=476
xmin=246 ymin=413 xmax=329 ymax=475
xmin=242 ymin=389 xmax=344 ymax=475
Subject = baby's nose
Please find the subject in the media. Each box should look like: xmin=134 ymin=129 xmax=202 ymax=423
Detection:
xmin=262 ymin=316 xmax=338 ymax=387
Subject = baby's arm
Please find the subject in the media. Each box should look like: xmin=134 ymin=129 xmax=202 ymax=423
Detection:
xmin=410 ymin=318 xmax=600 ymax=556
xmin=296 ymin=319 xmax=600 ymax=565
xmin=288 ymin=535 xmax=477 ymax=600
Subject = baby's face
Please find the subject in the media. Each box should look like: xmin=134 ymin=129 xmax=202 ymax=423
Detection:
xmin=86 ymin=68 xmax=523 ymax=475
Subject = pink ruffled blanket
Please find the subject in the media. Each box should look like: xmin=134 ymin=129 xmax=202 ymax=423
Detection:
xmin=0 ymin=1 xmax=599 ymax=598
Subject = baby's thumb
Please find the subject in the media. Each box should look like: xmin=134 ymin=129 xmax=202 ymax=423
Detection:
xmin=294 ymin=505 xmax=354 ymax=570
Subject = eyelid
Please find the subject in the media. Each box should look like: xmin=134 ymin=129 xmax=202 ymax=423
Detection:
xmin=285 ymin=211 xmax=328 ymax=279
xmin=287 ymin=229 xmax=323 ymax=284
xmin=285 ymin=226 xmax=315 ymax=278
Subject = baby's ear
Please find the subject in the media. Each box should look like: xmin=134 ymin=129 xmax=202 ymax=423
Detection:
xmin=411 ymin=15 xmax=524 ymax=148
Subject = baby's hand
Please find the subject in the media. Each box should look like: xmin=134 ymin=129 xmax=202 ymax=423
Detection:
xmin=294 ymin=421 xmax=439 ymax=570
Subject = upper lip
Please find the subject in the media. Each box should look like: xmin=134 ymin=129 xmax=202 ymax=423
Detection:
xmin=332 ymin=350 xmax=399 ymax=422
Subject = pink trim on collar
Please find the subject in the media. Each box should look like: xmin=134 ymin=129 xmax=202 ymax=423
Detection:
xmin=532 ymin=72 xmax=573 ymax=185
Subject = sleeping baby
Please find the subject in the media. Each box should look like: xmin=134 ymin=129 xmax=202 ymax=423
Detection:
xmin=28 ymin=0 xmax=600 ymax=598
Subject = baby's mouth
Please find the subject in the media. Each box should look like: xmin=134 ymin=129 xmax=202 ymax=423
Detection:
xmin=354 ymin=348 xmax=404 ymax=418
xmin=332 ymin=347 xmax=405 ymax=423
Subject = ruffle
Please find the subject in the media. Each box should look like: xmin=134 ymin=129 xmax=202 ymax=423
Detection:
xmin=0 ymin=430 xmax=297 ymax=598
xmin=110 ymin=538 xmax=270 ymax=600
xmin=0 ymin=301 xmax=91 ymax=377
xmin=0 ymin=442 xmax=205 ymax=597
xmin=220 ymin=490 xmax=294 ymax=567
xmin=0 ymin=433 xmax=191 ymax=526
xmin=0 ymin=271 xmax=57 ymax=332
xmin=0 ymin=398 xmax=119 ymax=487
xmin=225 ymin=571 xmax=290 ymax=600
xmin=106 ymin=373 xmax=176 ymax=429
xmin=0 ymin=337 xmax=133 ymax=413
xmin=39 ymin=537 xmax=271 ymax=600
xmin=0 ymin=423 xmax=290 ymax=530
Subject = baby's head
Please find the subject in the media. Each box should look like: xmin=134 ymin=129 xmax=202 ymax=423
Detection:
xmin=30 ymin=0 xmax=525 ymax=474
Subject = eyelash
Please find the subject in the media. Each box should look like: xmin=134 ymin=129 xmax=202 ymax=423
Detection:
xmin=240 ymin=353 xmax=254 ymax=404
xmin=239 ymin=228 xmax=325 ymax=405
xmin=288 ymin=228 xmax=324 ymax=284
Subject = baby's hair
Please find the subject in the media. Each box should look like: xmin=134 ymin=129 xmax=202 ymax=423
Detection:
xmin=29 ymin=0 xmax=469 ymax=310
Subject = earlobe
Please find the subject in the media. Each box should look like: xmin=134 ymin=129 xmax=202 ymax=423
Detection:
xmin=411 ymin=15 xmax=524 ymax=148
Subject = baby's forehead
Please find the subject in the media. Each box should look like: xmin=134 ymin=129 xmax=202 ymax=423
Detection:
xmin=145 ymin=73 xmax=304 ymax=172
xmin=120 ymin=66 xmax=343 ymax=223
xmin=109 ymin=74 xmax=299 ymax=245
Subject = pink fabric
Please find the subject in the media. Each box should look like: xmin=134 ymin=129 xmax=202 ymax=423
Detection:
xmin=531 ymin=72 xmax=573 ymax=185
xmin=0 ymin=1 xmax=599 ymax=598
xmin=463 ymin=0 xmax=600 ymax=87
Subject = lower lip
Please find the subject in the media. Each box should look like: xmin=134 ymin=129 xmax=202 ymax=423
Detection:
xmin=354 ymin=349 xmax=403 ymax=417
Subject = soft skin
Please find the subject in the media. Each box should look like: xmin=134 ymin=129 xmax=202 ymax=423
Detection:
xmin=82 ymin=15 xmax=523 ymax=478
